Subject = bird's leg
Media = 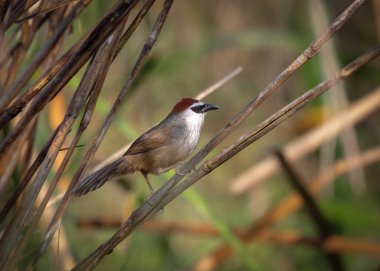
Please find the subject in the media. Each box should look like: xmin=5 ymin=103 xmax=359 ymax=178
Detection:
xmin=141 ymin=172 xmax=165 ymax=213
xmin=141 ymin=172 xmax=154 ymax=195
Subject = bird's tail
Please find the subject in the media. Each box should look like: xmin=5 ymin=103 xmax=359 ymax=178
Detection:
xmin=71 ymin=158 xmax=134 ymax=196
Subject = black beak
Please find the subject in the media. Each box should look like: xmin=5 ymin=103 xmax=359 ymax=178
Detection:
xmin=201 ymin=103 xmax=220 ymax=113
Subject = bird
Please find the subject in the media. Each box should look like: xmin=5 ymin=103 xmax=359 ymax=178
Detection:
xmin=71 ymin=98 xmax=220 ymax=196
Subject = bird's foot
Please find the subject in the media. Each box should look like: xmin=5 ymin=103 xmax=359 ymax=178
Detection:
xmin=176 ymin=166 xmax=197 ymax=176
xmin=176 ymin=168 xmax=186 ymax=176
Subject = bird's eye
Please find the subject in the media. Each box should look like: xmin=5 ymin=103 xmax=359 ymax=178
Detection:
xmin=191 ymin=105 xmax=205 ymax=113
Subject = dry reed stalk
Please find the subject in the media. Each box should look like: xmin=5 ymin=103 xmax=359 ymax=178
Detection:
xmin=275 ymin=151 xmax=343 ymax=271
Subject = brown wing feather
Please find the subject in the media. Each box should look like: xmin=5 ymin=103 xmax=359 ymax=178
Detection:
xmin=124 ymin=123 xmax=174 ymax=156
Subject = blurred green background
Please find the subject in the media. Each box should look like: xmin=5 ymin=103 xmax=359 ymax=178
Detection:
xmin=17 ymin=0 xmax=380 ymax=270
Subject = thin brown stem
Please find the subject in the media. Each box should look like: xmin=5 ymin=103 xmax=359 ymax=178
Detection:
xmin=0 ymin=0 xmax=12 ymax=25
xmin=195 ymin=66 xmax=243 ymax=100
xmin=275 ymin=150 xmax=344 ymax=271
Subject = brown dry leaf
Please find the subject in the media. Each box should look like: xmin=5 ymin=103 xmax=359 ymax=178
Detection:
xmin=48 ymin=92 xmax=66 ymax=129
xmin=58 ymin=176 xmax=71 ymax=191
xmin=0 ymin=147 xmax=14 ymax=176
xmin=48 ymin=92 xmax=66 ymax=171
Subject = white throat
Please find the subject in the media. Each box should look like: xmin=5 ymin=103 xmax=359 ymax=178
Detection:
xmin=179 ymin=106 xmax=205 ymax=149
xmin=182 ymin=107 xmax=204 ymax=131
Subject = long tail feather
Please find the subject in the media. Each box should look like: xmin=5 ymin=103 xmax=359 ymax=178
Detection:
xmin=71 ymin=158 xmax=133 ymax=196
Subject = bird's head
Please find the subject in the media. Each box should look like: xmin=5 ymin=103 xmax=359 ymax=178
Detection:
xmin=171 ymin=98 xmax=220 ymax=115
xmin=169 ymin=97 xmax=220 ymax=129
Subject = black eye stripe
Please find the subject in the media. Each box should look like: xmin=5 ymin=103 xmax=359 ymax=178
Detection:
xmin=191 ymin=105 xmax=205 ymax=113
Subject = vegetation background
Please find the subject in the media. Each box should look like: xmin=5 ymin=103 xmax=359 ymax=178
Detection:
xmin=0 ymin=0 xmax=379 ymax=270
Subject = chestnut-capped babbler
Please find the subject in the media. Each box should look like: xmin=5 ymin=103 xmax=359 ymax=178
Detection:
xmin=71 ymin=98 xmax=219 ymax=196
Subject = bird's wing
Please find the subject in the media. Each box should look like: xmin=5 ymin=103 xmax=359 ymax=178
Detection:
xmin=124 ymin=124 xmax=175 ymax=156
